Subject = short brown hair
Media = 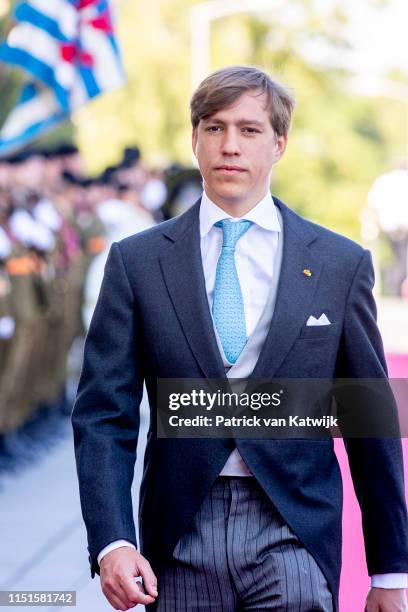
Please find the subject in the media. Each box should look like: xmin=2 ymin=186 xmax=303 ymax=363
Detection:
xmin=190 ymin=66 xmax=295 ymax=136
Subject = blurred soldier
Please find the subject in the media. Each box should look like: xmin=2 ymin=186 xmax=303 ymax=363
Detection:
xmin=162 ymin=164 xmax=202 ymax=219
xmin=83 ymin=182 xmax=155 ymax=330
xmin=56 ymin=143 xmax=85 ymax=178
xmin=140 ymin=169 xmax=167 ymax=222
xmin=115 ymin=146 xmax=146 ymax=192
xmin=0 ymin=146 xmax=95 ymax=433
xmin=2 ymin=183 xmax=55 ymax=429
xmin=0 ymin=216 xmax=14 ymax=402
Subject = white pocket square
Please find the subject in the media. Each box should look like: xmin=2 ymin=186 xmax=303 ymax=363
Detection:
xmin=306 ymin=314 xmax=331 ymax=326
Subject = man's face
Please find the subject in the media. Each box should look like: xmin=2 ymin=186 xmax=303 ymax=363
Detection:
xmin=192 ymin=89 xmax=287 ymax=214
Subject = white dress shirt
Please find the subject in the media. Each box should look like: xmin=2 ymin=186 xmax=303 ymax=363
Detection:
xmin=201 ymin=190 xmax=280 ymax=476
xmin=97 ymin=191 xmax=407 ymax=589
xmin=199 ymin=189 xmax=280 ymax=340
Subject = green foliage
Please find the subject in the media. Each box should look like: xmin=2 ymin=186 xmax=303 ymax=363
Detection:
xmin=75 ymin=0 xmax=194 ymax=170
xmin=1 ymin=0 xmax=406 ymax=241
xmin=72 ymin=0 xmax=406 ymax=239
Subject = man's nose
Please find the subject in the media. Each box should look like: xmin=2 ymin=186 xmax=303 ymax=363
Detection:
xmin=221 ymin=128 xmax=241 ymax=156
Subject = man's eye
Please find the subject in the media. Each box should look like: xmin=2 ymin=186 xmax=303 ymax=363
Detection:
xmin=242 ymin=127 xmax=259 ymax=134
xmin=205 ymin=126 xmax=222 ymax=132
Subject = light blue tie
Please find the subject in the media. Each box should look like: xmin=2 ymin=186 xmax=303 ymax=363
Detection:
xmin=212 ymin=219 xmax=253 ymax=364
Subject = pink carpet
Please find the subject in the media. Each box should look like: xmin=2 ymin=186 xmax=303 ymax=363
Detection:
xmin=337 ymin=354 xmax=408 ymax=610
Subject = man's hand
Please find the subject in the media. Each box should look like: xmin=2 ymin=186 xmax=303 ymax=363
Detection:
xmin=365 ymin=587 xmax=408 ymax=611
xmin=100 ymin=547 xmax=158 ymax=611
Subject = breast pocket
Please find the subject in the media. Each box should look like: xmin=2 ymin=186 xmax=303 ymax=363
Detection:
xmin=298 ymin=321 xmax=340 ymax=340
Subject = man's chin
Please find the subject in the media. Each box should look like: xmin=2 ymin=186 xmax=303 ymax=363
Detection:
xmin=210 ymin=184 xmax=247 ymax=203
xmin=214 ymin=192 xmax=244 ymax=204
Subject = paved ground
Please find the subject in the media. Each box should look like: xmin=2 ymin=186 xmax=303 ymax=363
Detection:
xmin=0 ymin=397 xmax=149 ymax=611
xmin=0 ymin=297 xmax=406 ymax=611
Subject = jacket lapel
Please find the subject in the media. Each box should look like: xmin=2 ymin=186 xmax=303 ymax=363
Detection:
xmin=251 ymin=198 xmax=323 ymax=378
xmin=159 ymin=197 xmax=323 ymax=381
xmin=159 ymin=201 xmax=226 ymax=379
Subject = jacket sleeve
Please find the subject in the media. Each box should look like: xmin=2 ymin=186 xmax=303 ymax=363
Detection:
xmin=71 ymin=242 xmax=144 ymax=577
xmin=335 ymin=249 xmax=408 ymax=575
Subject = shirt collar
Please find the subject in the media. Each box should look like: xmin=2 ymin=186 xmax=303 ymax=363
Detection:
xmin=199 ymin=190 xmax=281 ymax=238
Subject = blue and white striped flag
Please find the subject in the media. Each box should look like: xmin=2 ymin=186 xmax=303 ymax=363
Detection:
xmin=0 ymin=0 xmax=125 ymax=156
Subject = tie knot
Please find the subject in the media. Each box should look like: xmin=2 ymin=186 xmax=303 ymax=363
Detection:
xmin=215 ymin=219 xmax=253 ymax=249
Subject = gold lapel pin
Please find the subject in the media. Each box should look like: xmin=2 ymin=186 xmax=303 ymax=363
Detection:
xmin=303 ymin=268 xmax=312 ymax=277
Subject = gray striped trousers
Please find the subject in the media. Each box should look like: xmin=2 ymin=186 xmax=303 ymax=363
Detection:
xmin=149 ymin=476 xmax=333 ymax=611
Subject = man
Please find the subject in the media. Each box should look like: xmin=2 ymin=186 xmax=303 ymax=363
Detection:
xmin=72 ymin=66 xmax=408 ymax=611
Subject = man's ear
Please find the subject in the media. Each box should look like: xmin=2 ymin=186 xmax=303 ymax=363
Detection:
xmin=273 ymin=134 xmax=288 ymax=162
xmin=192 ymin=129 xmax=198 ymax=156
